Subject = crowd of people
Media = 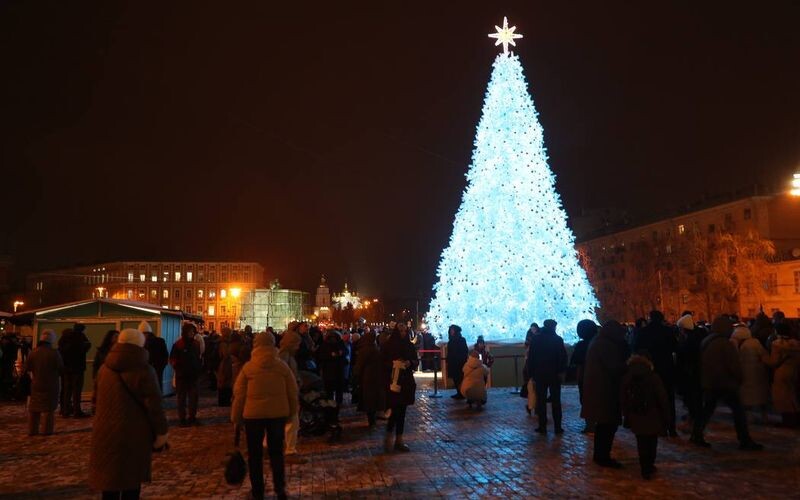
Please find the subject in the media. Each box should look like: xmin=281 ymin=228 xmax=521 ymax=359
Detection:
xmin=14 ymin=307 xmax=800 ymax=498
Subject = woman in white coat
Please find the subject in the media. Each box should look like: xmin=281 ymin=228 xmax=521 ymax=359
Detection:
xmin=730 ymin=325 xmax=769 ymax=423
xmin=461 ymin=351 xmax=490 ymax=409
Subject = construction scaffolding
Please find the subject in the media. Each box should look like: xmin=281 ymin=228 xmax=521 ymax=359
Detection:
xmin=239 ymin=288 xmax=310 ymax=332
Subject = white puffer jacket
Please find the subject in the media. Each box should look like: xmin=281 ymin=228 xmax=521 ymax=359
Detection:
xmin=461 ymin=356 xmax=489 ymax=403
xmin=232 ymin=346 xmax=298 ymax=423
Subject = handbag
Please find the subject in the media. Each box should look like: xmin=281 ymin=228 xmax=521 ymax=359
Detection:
xmin=526 ymin=379 xmax=537 ymax=412
xmin=223 ymin=424 xmax=247 ymax=486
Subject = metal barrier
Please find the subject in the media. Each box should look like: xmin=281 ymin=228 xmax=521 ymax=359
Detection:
xmin=417 ymin=349 xmax=443 ymax=398
xmin=489 ymin=353 xmax=525 ymax=394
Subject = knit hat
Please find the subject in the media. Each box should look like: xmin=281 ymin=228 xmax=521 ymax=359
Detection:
xmin=253 ymin=331 xmax=275 ymax=349
xmin=118 ymin=328 xmax=146 ymax=347
xmin=138 ymin=320 xmax=153 ymax=333
xmin=39 ymin=329 xmax=57 ymax=344
xmin=676 ymin=314 xmax=695 ymax=331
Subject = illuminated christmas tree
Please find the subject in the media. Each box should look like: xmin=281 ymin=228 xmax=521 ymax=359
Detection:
xmin=427 ymin=18 xmax=597 ymax=344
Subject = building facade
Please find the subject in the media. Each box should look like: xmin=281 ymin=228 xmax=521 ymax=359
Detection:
xmin=26 ymin=261 xmax=264 ymax=332
xmin=313 ymin=275 xmax=332 ymax=321
xmin=576 ymin=193 xmax=800 ymax=322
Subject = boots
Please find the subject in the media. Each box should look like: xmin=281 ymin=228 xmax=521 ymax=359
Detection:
xmin=394 ymin=435 xmax=410 ymax=452
xmin=535 ymin=415 xmax=547 ymax=434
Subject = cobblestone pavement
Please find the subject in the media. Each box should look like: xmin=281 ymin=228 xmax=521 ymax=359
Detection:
xmin=1 ymin=379 xmax=798 ymax=499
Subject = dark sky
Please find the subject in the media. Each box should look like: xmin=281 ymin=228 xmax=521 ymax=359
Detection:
xmin=2 ymin=1 xmax=799 ymax=299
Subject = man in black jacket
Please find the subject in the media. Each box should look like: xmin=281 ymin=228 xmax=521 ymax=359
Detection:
xmin=139 ymin=321 xmax=169 ymax=394
xmin=446 ymin=325 xmax=468 ymax=400
xmin=58 ymin=324 xmax=91 ymax=417
xmin=632 ymin=310 xmax=679 ymax=436
xmin=529 ymin=319 xmax=568 ymax=434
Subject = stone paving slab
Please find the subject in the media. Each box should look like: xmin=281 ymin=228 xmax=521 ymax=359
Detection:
xmin=0 ymin=382 xmax=798 ymax=499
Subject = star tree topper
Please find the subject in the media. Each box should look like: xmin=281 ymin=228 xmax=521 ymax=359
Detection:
xmin=488 ymin=16 xmax=523 ymax=54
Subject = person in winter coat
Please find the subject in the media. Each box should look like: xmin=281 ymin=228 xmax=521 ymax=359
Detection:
xmin=461 ymin=351 xmax=490 ymax=409
xmin=232 ymin=331 xmax=298 ymax=500
xmin=529 ymin=319 xmax=568 ymax=434
xmin=139 ymin=321 xmax=168 ymax=394
xmin=571 ymin=319 xmax=598 ymax=433
xmin=730 ymin=325 xmax=770 ymax=423
xmin=690 ymin=316 xmax=762 ymax=450
xmin=582 ymin=320 xmax=630 ymax=468
xmin=473 ymin=336 xmax=494 ymax=368
xmin=25 ymin=330 xmax=63 ymax=436
xmin=216 ymin=327 xmax=242 ymax=407
xmin=353 ymin=330 xmax=386 ymax=426
xmin=89 ymin=328 xmax=168 ymax=500
xmin=58 ymin=324 xmax=91 ymax=417
xmin=676 ymin=315 xmax=707 ymax=426
xmin=632 ymin=310 xmax=679 ymax=436
xmin=446 ymin=325 xmax=468 ymax=400
xmin=169 ymin=323 xmax=203 ymax=426
xmin=621 ymin=353 xmax=670 ymax=480
xmin=382 ymin=322 xmax=418 ymax=452
xmin=316 ymin=330 xmax=347 ymax=440
xmin=766 ymin=323 xmax=800 ymax=427
xmin=92 ymin=330 xmax=119 ymax=414
xmin=277 ymin=322 xmax=306 ymax=464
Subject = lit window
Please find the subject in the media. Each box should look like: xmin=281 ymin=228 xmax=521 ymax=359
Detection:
xmin=138 ymin=289 xmax=146 ymax=300
xmin=150 ymin=289 xmax=158 ymax=300
xmin=128 ymin=272 xmax=134 ymax=283
xmin=209 ymin=289 xmax=216 ymax=299
xmin=175 ymin=272 xmax=181 ymax=282
xmin=163 ymin=271 xmax=169 ymax=282
xmin=187 ymin=272 xmax=193 ymax=282
xmin=140 ymin=274 xmax=146 ymax=282
xmin=174 ymin=304 xmax=180 ymax=310
xmin=127 ymin=289 xmax=134 ymax=300
xmin=220 ymin=289 xmax=227 ymax=299
xmin=678 ymin=224 xmax=685 ymax=235
xmin=151 ymin=273 xmax=158 ymax=282
xmin=197 ymin=289 xmax=204 ymax=299
xmin=666 ymin=244 xmax=672 ymax=254
xmin=163 ymin=289 xmax=169 ymax=299
xmin=208 ymin=305 xmax=215 ymax=316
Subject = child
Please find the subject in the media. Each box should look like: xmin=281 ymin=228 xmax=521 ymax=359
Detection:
xmin=620 ymin=352 xmax=670 ymax=479
xmin=461 ymin=351 xmax=490 ymax=409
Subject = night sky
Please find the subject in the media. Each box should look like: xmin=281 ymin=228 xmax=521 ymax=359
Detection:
xmin=2 ymin=1 xmax=799 ymax=300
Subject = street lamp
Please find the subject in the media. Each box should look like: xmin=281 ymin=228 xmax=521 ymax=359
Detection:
xmin=791 ymin=173 xmax=800 ymax=197
xmin=13 ymin=300 xmax=24 ymax=313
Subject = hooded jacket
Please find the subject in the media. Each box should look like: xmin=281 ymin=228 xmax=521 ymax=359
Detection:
xmin=25 ymin=341 xmax=63 ymax=412
xmin=89 ymin=342 xmax=167 ymax=492
xmin=461 ymin=356 xmax=489 ymax=403
xmin=730 ymin=326 xmax=769 ymax=406
xmin=231 ymin=344 xmax=298 ymax=422
xmin=767 ymin=336 xmax=800 ymax=413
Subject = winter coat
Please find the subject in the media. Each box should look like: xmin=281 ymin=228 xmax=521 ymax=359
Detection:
xmin=24 ymin=343 xmax=63 ymax=412
xmin=317 ymin=336 xmax=347 ymax=388
xmin=143 ymin=333 xmax=168 ymax=372
xmin=528 ymin=327 xmax=568 ymax=384
xmin=278 ymin=328 xmax=301 ymax=382
xmin=730 ymin=329 xmax=769 ymax=407
xmin=446 ymin=335 xmax=468 ymax=375
xmin=461 ymin=356 xmax=489 ymax=403
xmin=632 ymin=323 xmax=678 ymax=384
xmin=169 ymin=337 xmax=203 ymax=381
xmin=58 ymin=329 xmax=91 ymax=374
xmin=89 ymin=343 xmax=168 ymax=492
xmin=581 ymin=326 xmax=630 ymax=425
xmin=231 ymin=345 xmax=298 ymax=422
xmin=382 ymin=331 xmax=418 ymax=407
xmin=92 ymin=346 xmax=112 ymax=380
xmin=700 ymin=334 xmax=742 ymax=392
xmin=353 ymin=338 xmax=385 ymax=413
xmin=217 ymin=331 xmax=245 ymax=389
xmin=767 ymin=337 xmax=800 ymax=413
xmin=620 ymin=355 xmax=670 ymax=436
xmin=570 ymin=339 xmax=590 ymax=387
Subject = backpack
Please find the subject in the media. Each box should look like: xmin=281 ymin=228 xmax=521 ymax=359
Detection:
xmin=625 ymin=375 xmax=649 ymax=415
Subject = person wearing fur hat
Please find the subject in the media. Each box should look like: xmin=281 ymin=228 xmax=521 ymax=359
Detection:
xmin=232 ymin=331 xmax=297 ymax=500
xmin=139 ymin=321 xmax=168 ymax=394
xmin=169 ymin=323 xmax=203 ymax=426
xmin=24 ymin=330 xmax=63 ymax=436
xmin=461 ymin=350 xmax=490 ymax=409
xmin=89 ymin=328 xmax=168 ymax=499
xmin=582 ymin=321 xmax=630 ymax=468
xmin=730 ymin=324 xmax=770 ymax=423
xmin=621 ymin=353 xmax=670 ymax=479
xmin=766 ymin=323 xmax=800 ymax=427
xmin=690 ymin=316 xmax=762 ymax=450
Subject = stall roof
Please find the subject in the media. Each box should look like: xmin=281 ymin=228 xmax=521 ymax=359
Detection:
xmin=0 ymin=311 xmax=11 ymax=318
xmin=10 ymin=299 xmax=202 ymax=325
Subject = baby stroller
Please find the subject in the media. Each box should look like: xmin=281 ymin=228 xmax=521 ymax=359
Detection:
xmin=298 ymin=370 xmax=338 ymax=437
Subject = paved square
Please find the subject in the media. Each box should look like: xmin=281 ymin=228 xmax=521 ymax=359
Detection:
xmin=1 ymin=381 xmax=797 ymax=498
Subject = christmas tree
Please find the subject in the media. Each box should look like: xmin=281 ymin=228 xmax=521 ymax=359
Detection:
xmin=427 ymin=18 xmax=597 ymax=344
